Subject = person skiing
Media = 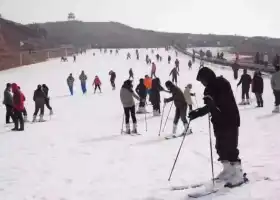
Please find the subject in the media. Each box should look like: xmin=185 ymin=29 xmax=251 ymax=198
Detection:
xmin=146 ymin=55 xmax=150 ymax=65
xmin=73 ymin=55 xmax=76 ymax=62
xmin=168 ymin=55 xmax=171 ymax=64
xmin=271 ymin=65 xmax=280 ymax=113
xmin=150 ymin=78 xmax=167 ymax=116
xmin=192 ymin=53 xmax=195 ymax=63
xmin=79 ymin=70 xmax=88 ymax=94
xmin=237 ymin=69 xmax=252 ymax=105
xmin=135 ymin=78 xmax=147 ymax=113
xmin=232 ymin=63 xmax=239 ymax=80
xmin=156 ymin=54 xmax=160 ymax=62
xmin=120 ymin=80 xmax=140 ymax=134
xmin=175 ymin=59 xmax=180 ymax=72
xmin=169 ymin=67 xmax=179 ymax=85
xmin=93 ymin=76 xmax=102 ymax=93
xmin=32 ymin=85 xmax=47 ymax=122
xmin=127 ymin=52 xmax=131 ymax=60
xmin=129 ymin=68 xmax=134 ymax=80
xmin=199 ymin=60 xmax=205 ymax=69
xmin=164 ymin=81 xmax=192 ymax=136
xmin=110 ymin=49 xmax=113 ymax=54
xmin=67 ymin=73 xmax=75 ymax=95
xmin=11 ymin=83 xmax=25 ymax=131
xmin=251 ymin=71 xmax=264 ymax=108
xmin=151 ymin=62 xmax=157 ymax=78
xmin=189 ymin=67 xmax=243 ymax=187
xmin=3 ymin=83 xmax=14 ymax=124
xmin=136 ymin=49 xmax=139 ymax=60
xmin=188 ymin=60 xmax=192 ymax=70
xmin=42 ymin=84 xmax=53 ymax=115
xmin=109 ymin=70 xmax=116 ymax=90
xmin=184 ymin=84 xmax=195 ymax=113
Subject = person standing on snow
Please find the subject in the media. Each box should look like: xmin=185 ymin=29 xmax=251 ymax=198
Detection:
xmin=109 ymin=70 xmax=116 ymax=90
xmin=93 ymin=76 xmax=102 ymax=93
xmin=251 ymin=71 xmax=264 ymax=108
xmin=164 ymin=81 xmax=192 ymax=136
xmin=271 ymin=65 xmax=280 ymax=113
xmin=120 ymin=80 xmax=140 ymax=134
xmin=79 ymin=71 xmax=88 ymax=94
xmin=263 ymin=53 xmax=269 ymax=67
xmin=188 ymin=60 xmax=193 ymax=70
xmin=73 ymin=55 xmax=76 ymax=62
xmin=175 ymin=59 xmax=180 ymax=72
xmin=11 ymin=83 xmax=25 ymax=131
xmin=237 ymin=69 xmax=252 ymax=105
xmin=150 ymin=78 xmax=166 ymax=116
xmin=168 ymin=55 xmax=171 ymax=64
xmin=189 ymin=67 xmax=243 ymax=187
xmin=67 ymin=73 xmax=75 ymax=95
xmin=151 ymin=62 xmax=157 ymax=78
xmin=184 ymin=84 xmax=195 ymax=113
xmin=17 ymin=86 xmax=28 ymax=122
xmin=169 ymin=66 xmax=179 ymax=85
xmin=129 ymin=68 xmax=134 ymax=80
xmin=42 ymin=84 xmax=53 ymax=115
xmin=135 ymin=78 xmax=147 ymax=113
xmin=3 ymin=83 xmax=14 ymax=124
xmin=136 ymin=49 xmax=139 ymax=60
xmin=127 ymin=52 xmax=131 ymax=60
xmin=32 ymin=85 xmax=47 ymax=122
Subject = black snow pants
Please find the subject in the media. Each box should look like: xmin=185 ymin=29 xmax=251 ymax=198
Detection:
xmin=242 ymin=88 xmax=250 ymax=100
xmin=214 ymin=127 xmax=240 ymax=163
xmin=173 ymin=106 xmax=188 ymax=125
xmin=45 ymin=98 xmax=52 ymax=111
xmin=139 ymin=98 xmax=146 ymax=107
xmin=5 ymin=105 xmax=14 ymax=123
xmin=152 ymin=101 xmax=161 ymax=113
xmin=172 ymin=76 xmax=178 ymax=84
xmin=14 ymin=110 xmax=24 ymax=130
xmin=124 ymin=106 xmax=137 ymax=124
xmin=254 ymin=93 xmax=263 ymax=106
xmin=110 ymin=79 xmax=115 ymax=88
xmin=273 ymin=90 xmax=280 ymax=106
xmin=94 ymin=85 xmax=101 ymax=93
xmin=34 ymin=102 xmax=45 ymax=116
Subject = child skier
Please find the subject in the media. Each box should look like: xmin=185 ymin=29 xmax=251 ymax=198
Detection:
xmin=93 ymin=76 xmax=102 ymax=93
xmin=109 ymin=70 xmax=116 ymax=90
xmin=42 ymin=84 xmax=53 ymax=115
xmin=151 ymin=62 xmax=157 ymax=78
xmin=184 ymin=84 xmax=195 ymax=113
xmin=120 ymin=80 xmax=140 ymax=134
xmin=67 ymin=73 xmax=75 ymax=95
xmin=169 ymin=67 xmax=179 ymax=85
xmin=136 ymin=78 xmax=147 ymax=113
xmin=164 ymin=81 xmax=192 ymax=135
xmin=129 ymin=68 xmax=134 ymax=80
xmin=79 ymin=70 xmax=88 ymax=94
xmin=252 ymin=71 xmax=264 ymax=107
xmin=32 ymin=85 xmax=47 ymax=122
xmin=237 ymin=69 xmax=252 ymax=105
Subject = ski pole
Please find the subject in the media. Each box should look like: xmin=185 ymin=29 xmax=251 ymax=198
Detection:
xmin=208 ymin=114 xmax=215 ymax=186
xmin=145 ymin=101 xmax=148 ymax=132
xmin=162 ymin=102 xmax=173 ymax=132
xmin=158 ymin=103 xmax=167 ymax=136
xmin=168 ymin=121 xmax=192 ymax=181
xmin=121 ymin=112 xmax=124 ymax=134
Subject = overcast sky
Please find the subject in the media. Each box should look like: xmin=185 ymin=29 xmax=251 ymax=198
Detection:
xmin=0 ymin=0 xmax=279 ymax=37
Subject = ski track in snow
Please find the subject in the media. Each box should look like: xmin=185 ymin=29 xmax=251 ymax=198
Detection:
xmin=0 ymin=48 xmax=279 ymax=200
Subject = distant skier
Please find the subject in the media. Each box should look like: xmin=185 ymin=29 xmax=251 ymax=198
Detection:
xmin=129 ymin=68 xmax=134 ymax=80
xmin=3 ymin=83 xmax=14 ymax=124
xmin=150 ymin=78 xmax=166 ymax=116
xmin=115 ymin=49 xmax=119 ymax=55
xmin=237 ymin=69 xmax=252 ymax=105
xmin=32 ymin=85 xmax=46 ymax=122
xmin=73 ymin=55 xmax=76 ymax=62
xmin=164 ymin=81 xmax=192 ymax=135
xmin=252 ymin=71 xmax=264 ymax=108
xmin=175 ymin=59 xmax=180 ymax=72
xmin=110 ymin=50 xmax=113 ymax=54
xmin=79 ymin=70 xmax=88 ymax=94
xmin=120 ymin=80 xmax=140 ymax=134
xmin=188 ymin=60 xmax=192 ymax=70
xmin=232 ymin=63 xmax=239 ymax=80
xmin=136 ymin=78 xmax=147 ymax=113
xmin=136 ymin=49 xmax=139 ymax=60
xmin=151 ymin=62 xmax=157 ymax=78
xmin=175 ymin=51 xmax=178 ymax=57
xmin=93 ymin=76 xmax=102 ymax=93
xmin=189 ymin=67 xmax=244 ymax=187
xmin=192 ymin=53 xmax=195 ymax=63
xmin=109 ymin=70 xmax=116 ymax=90
xmin=169 ymin=67 xmax=179 ymax=85
xmin=67 ymin=73 xmax=75 ymax=95
xmin=199 ymin=60 xmax=205 ymax=69
xmin=11 ymin=83 xmax=25 ymax=131
xmin=184 ymin=84 xmax=195 ymax=113
xmin=156 ymin=54 xmax=160 ymax=62
xmin=168 ymin=55 xmax=171 ymax=64
xmin=42 ymin=84 xmax=53 ymax=115
xmin=61 ymin=56 xmax=68 ymax=62
xmin=159 ymin=56 xmax=162 ymax=62
xmin=271 ymin=65 xmax=280 ymax=113
xmin=146 ymin=55 xmax=150 ymax=65
xmin=151 ymin=49 xmax=154 ymax=54
xmin=127 ymin=52 xmax=131 ymax=60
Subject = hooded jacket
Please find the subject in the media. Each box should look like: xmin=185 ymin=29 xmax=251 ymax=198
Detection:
xmin=136 ymin=79 xmax=147 ymax=99
xmin=67 ymin=75 xmax=75 ymax=86
xmin=120 ymin=80 xmax=140 ymax=108
xmin=79 ymin=72 xmax=87 ymax=84
xmin=12 ymin=83 xmax=25 ymax=111
xmin=150 ymin=78 xmax=164 ymax=104
xmin=33 ymin=86 xmax=47 ymax=106
xmin=252 ymin=73 xmax=264 ymax=94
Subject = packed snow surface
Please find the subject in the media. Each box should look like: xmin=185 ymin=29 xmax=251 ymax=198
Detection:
xmin=0 ymin=48 xmax=279 ymax=200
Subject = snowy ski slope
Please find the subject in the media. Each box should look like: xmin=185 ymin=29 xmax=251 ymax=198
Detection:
xmin=0 ymin=48 xmax=279 ymax=200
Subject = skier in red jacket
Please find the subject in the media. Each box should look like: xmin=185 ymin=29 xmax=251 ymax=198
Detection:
xmin=11 ymin=83 xmax=25 ymax=131
xmin=93 ymin=76 xmax=102 ymax=93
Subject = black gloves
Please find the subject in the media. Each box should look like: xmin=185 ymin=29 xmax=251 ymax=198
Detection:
xmin=164 ymin=98 xmax=168 ymax=104
xmin=188 ymin=109 xmax=202 ymax=120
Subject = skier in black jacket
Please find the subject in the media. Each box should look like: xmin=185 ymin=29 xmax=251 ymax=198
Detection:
xmin=3 ymin=83 xmax=14 ymax=124
xmin=109 ymin=70 xmax=116 ymax=90
xmin=136 ymin=78 xmax=147 ymax=113
xmin=150 ymin=78 xmax=166 ymax=116
xmin=168 ymin=55 xmax=171 ymax=64
xmin=252 ymin=71 xmax=264 ymax=107
xmin=189 ymin=67 xmax=243 ymax=187
xmin=33 ymin=85 xmax=47 ymax=122
xmin=164 ymin=81 xmax=192 ymax=136
xmin=237 ymin=69 xmax=252 ymax=105
xmin=42 ymin=84 xmax=53 ymax=115
xmin=169 ymin=67 xmax=179 ymax=85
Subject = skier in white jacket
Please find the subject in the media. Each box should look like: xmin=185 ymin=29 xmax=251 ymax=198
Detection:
xmin=184 ymin=84 xmax=195 ymax=114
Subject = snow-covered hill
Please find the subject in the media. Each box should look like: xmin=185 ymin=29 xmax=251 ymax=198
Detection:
xmin=0 ymin=48 xmax=279 ymax=200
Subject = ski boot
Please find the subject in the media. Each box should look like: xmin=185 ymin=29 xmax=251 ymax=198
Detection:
xmin=181 ymin=123 xmax=192 ymax=136
xmin=238 ymin=99 xmax=246 ymax=105
xmin=24 ymin=115 xmax=28 ymax=122
xmin=125 ymin=124 xmax=131 ymax=134
xmin=224 ymin=162 xmax=246 ymax=188
xmin=50 ymin=109 xmax=54 ymax=115
xmin=272 ymin=106 xmax=279 ymax=113
xmin=215 ymin=161 xmax=232 ymax=181
xmin=132 ymin=123 xmax=138 ymax=134
xmin=39 ymin=115 xmax=45 ymax=122
xmin=32 ymin=115 xmax=37 ymax=123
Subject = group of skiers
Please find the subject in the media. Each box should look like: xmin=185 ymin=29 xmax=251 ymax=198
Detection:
xmin=3 ymin=83 xmax=53 ymax=131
